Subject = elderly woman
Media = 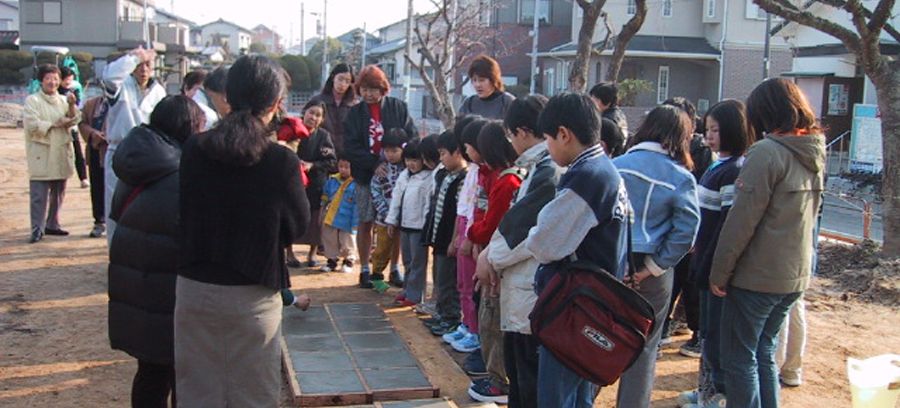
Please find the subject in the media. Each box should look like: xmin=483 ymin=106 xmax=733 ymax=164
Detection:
xmin=23 ymin=64 xmax=81 ymax=243
xmin=343 ymin=64 xmax=417 ymax=288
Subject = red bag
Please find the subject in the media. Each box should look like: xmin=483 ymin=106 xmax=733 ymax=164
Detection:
xmin=529 ymin=220 xmax=655 ymax=386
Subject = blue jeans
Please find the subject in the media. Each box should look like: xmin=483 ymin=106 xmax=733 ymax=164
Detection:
xmin=720 ymin=287 xmax=800 ymax=408
xmin=537 ymin=346 xmax=596 ymax=408
xmin=700 ymin=289 xmax=727 ymax=393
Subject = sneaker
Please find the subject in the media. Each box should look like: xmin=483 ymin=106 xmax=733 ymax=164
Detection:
xmin=389 ymin=269 xmax=404 ymax=287
xmin=321 ymin=259 xmax=338 ymax=272
xmin=358 ymin=270 xmax=373 ymax=289
xmin=29 ymin=230 xmax=43 ymax=244
xmin=372 ymin=280 xmax=391 ymax=294
xmin=442 ymin=324 xmax=469 ymax=344
xmin=463 ymin=349 xmax=487 ymax=376
xmin=468 ymin=377 xmax=509 ymax=404
xmin=685 ymin=393 xmax=726 ymax=408
xmin=415 ymin=302 xmax=437 ymax=316
xmin=396 ymin=299 xmax=417 ymax=307
xmin=660 ymin=322 xmax=677 ymax=346
xmin=676 ymin=390 xmax=698 ymax=406
xmin=430 ymin=321 xmax=458 ymax=336
xmin=451 ymin=332 xmax=481 ymax=353
xmin=779 ymin=375 xmax=802 ymax=387
xmin=421 ymin=316 xmax=442 ymax=326
xmin=306 ymin=259 xmax=319 ymax=268
xmin=679 ymin=334 xmax=702 ymax=358
xmin=80 ymin=179 xmax=90 ymax=188
xmin=89 ymin=223 xmax=105 ymax=238
xmin=44 ymin=228 xmax=69 ymax=236
xmin=341 ymin=259 xmax=354 ymax=274
xmin=673 ymin=320 xmax=693 ymax=336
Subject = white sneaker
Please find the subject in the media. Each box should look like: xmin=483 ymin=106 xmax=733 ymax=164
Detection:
xmin=340 ymin=263 xmax=354 ymax=273
xmin=80 ymin=179 xmax=90 ymax=188
xmin=676 ymin=390 xmax=698 ymax=406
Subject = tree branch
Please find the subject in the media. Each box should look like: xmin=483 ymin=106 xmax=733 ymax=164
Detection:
xmin=866 ymin=0 xmax=896 ymax=34
xmin=754 ymin=0 xmax=862 ymax=52
xmin=814 ymin=0 xmax=900 ymax=42
xmin=608 ymin=0 xmax=647 ymax=82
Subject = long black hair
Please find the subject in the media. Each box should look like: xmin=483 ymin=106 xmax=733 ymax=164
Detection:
xmin=150 ymin=95 xmax=205 ymax=144
xmin=321 ymin=63 xmax=356 ymax=105
xmin=199 ymin=55 xmax=286 ymax=166
xmin=477 ymin=121 xmax=518 ymax=169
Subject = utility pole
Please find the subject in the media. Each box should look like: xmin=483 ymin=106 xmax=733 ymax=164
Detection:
xmin=301 ymin=2 xmax=306 ymax=54
xmin=529 ymin=0 xmax=540 ymax=94
xmin=361 ymin=23 xmax=367 ymax=71
xmin=404 ymin=0 xmax=414 ymax=103
xmin=143 ymin=0 xmax=150 ymax=49
xmin=763 ymin=12 xmax=772 ymax=80
xmin=322 ymin=0 xmax=328 ymax=88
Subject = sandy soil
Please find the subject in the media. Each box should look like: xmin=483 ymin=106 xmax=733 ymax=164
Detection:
xmin=0 ymin=127 xmax=898 ymax=407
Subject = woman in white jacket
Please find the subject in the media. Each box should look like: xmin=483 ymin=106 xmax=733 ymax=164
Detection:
xmin=23 ymin=64 xmax=81 ymax=243
xmin=386 ymin=138 xmax=434 ymax=306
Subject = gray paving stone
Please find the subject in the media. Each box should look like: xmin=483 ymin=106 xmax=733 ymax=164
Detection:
xmin=285 ymin=305 xmax=329 ymax=320
xmin=291 ymin=351 xmax=354 ymax=372
xmin=284 ymin=333 xmax=342 ymax=352
xmin=329 ymin=303 xmax=386 ymax=319
xmin=361 ymin=367 xmax=431 ymax=391
xmin=336 ymin=317 xmax=393 ymax=333
xmin=352 ymin=349 xmax=418 ymax=369
xmin=344 ymin=332 xmax=405 ymax=352
xmin=283 ymin=316 xmax=336 ymax=336
xmin=296 ymin=370 xmax=365 ymax=394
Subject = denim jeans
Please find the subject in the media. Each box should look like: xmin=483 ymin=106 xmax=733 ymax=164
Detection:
xmin=720 ymin=287 xmax=800 ymax=408
xmin=537 ymin=346 xmax=596 ymax=408
xmin=700 ymin=289 xmax=727 ymax=394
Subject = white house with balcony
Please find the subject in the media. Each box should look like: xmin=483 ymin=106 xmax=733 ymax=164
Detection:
xmin=198 ymin=18 xmax=252 ymax=57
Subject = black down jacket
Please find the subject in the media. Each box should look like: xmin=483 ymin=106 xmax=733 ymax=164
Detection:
xmin=108 ymin=124 xmax=181 ymax=364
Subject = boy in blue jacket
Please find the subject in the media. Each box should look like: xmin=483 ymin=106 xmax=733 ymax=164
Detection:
xmin=321 ymin=157 xmax=359 ymax=273
xmin=509 ymin=93 xmax=630 ymax=407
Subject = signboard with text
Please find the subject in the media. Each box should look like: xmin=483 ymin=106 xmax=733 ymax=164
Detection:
xmin=849 ymin=104 xmax=882 ymax=173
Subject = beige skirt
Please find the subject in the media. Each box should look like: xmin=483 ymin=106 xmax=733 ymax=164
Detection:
xmin=174 ymin=276 xmax=282 ymax=408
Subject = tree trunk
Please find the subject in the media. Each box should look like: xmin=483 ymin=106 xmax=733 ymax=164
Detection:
xmin=875 ymin=70 xmax=900 ymax=256
xmin=607 ymin=0 xmax=646 ymax=82
xmin=569 ymin=5 xmax=604 ymax=92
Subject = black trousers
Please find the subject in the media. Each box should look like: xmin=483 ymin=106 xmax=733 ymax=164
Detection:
xmin=71 ymin=131 xmax=87 ymax=181
xmin=503 ymin=331 xmax=539 ymax=408
xmin=132 ymin=360 xmax=175 ymax=408
xmin=86 ymin=144 xmax=105 ymax=225
xmin=665 ymin=253 xmax=700 ymax=332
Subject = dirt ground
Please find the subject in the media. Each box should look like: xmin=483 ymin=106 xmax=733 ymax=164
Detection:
xmin=0 ymin=127 xmax=898 ymax=407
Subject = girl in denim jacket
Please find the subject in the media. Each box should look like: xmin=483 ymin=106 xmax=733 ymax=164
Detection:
xmin=612 ymin=105 xmax=701 ymax=408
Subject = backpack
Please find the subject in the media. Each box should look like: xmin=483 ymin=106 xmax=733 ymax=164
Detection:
xmin=528 ymin=217 xmax=656 ymax=386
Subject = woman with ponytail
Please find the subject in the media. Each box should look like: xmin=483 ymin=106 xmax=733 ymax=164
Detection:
xmin=175 ymin=55 xmax=311 ymax=407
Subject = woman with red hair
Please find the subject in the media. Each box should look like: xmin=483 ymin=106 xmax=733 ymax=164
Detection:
xmin=459 ymin=55 xmax=515 ymax=120
xmin=343 ymin=64 xmax=417 ymax=288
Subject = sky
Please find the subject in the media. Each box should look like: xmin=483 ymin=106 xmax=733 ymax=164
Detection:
xmin=161 ymin=0 xmax=438 ymax=47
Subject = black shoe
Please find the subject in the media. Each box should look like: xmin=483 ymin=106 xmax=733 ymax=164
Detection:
xmin=358 ymin=271 xmax=373 ymax=289
xmin=421 ymin=316 xmax=442 ymax=327
xmin=286 ymin=258 xmax=302 ymax=268
xmin=430 ymin=321 xmax=458 ymax=336
xmin=389 ymin=270 xmax=404 ymax=288
xmin=44 ymin=228 xmax=69 ymax=236
xmin=29 ymin=231 xmax=43 ymax=243
xmin=679 ymin=334 xmax=702 ymax=358
xmin=463 ymin=348 xmax=488 ymax=376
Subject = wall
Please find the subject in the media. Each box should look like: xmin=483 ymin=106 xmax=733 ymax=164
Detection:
xmin=0 ymin=2 xmax=18 ymax=30
xmin=721 ymin=47 xmax=792 ymax=100
xmin=792 ymin=55 xmax=857 ymax=77
xmin=795 ymin=77 xmax=825 ymax=117
xmin=573 ymin=0 xmax=706 ymax=44
xmin=20 ymin=0 xmax=119 ymax=57
xmin=201 ymin=22 xmax=251 ymax=55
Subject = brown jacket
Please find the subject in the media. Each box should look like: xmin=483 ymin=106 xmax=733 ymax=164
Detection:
xmin=710 ymin=134 xmax=825 ymax=294
xmin=79 ymin=96 xmax=109 ymax=157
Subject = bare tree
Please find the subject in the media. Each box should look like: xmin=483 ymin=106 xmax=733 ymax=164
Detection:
xmin=569 ymin=0 xmax=609 ymax=92
xmin=754 ymin=0 xmax=898 ymax=255
xmin=607 ymin=0 xmax=648 ymax=82
xmin=405 ymin=0 xmax=499 ymax=128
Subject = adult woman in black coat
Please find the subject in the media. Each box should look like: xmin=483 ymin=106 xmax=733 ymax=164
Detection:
xmin=108 ymin=95 xmax=205 ymax=407
xmin=175 ymin=55 xmax=310 ymax=407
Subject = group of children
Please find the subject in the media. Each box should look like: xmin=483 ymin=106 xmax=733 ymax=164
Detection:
xmin=286 ymin=74 xmax=820 ymax=408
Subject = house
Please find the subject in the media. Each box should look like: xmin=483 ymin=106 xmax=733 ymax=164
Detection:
xmin=197 ymin=18 xmax=253 ymax=56
xmin=19 ymin=0 xmax=197 ymax=88
xmin=774 ymin=3 xmax=900 ymax=141
xmin=367 ymin=18 xmax=434 ymax=119
xmin=252 ymin=24 xmax=282 ymax=54
xmin=474 ymin=0 xmax=573 ymax=92
xmin=0 ymin=0 xmax=19 ymax=48
xmin=537 ymin=0 xmax=794 ymax=111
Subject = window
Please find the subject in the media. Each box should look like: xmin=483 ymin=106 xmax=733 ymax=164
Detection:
xmin=25 ymin=1 xmax=62 ymax=24
xmin=662 ymin=0 xmax=673 ymax=17
xmin=657 ymin=66 xmax=670 ymax=104
xmin=706 ymin=0 xmax=716 ymax=18
xmin=595 ymin=62 xmax=604 ymax=83
xmin=519 ymin=0 xmax=551 ymax=25
xmin=745 ymin=0 xmax=767 ymax=20
xmin=627 ymin=0 xmax=636 ymax=16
